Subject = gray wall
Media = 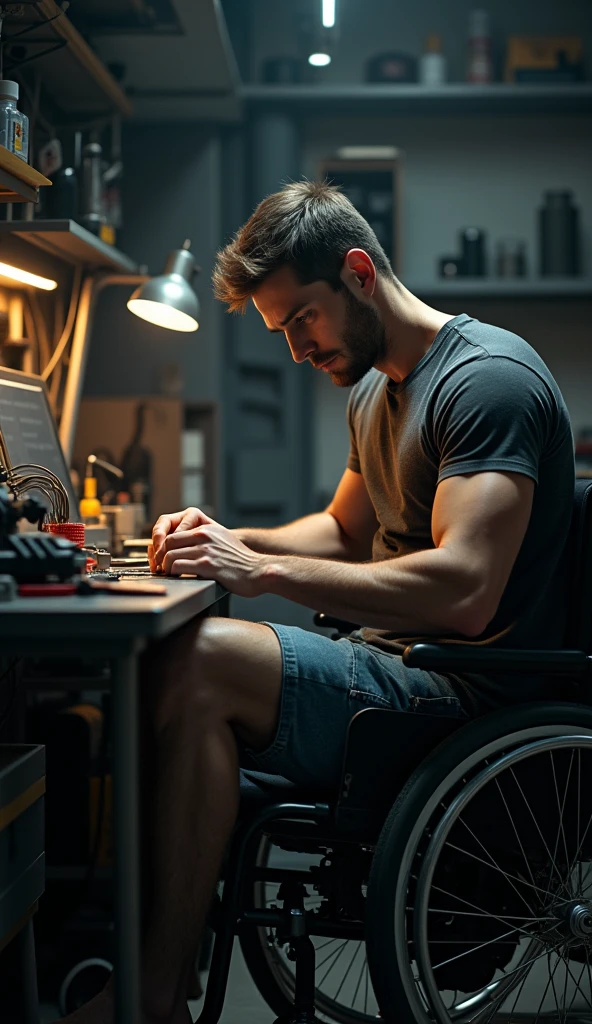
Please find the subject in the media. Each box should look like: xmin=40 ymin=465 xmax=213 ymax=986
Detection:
xmin=84 ymin=125 xmax=223 ymax=406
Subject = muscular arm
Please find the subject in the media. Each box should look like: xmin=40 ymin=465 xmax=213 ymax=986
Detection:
xmin=234 ymin=468 xmax=378 ymax=562
xmin=254 ymin=471 xmax=535 ymax=638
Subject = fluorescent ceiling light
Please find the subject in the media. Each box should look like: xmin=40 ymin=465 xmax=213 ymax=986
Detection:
xmin=337 ymin=146 xmax=401 ymax=159
xmin=309 ymin=52 xmax=331 ymax=66
xmin=322 ymin=0 xmax=336 ymax=28
xmin=0 ymin=261 xmax=57 ymax=291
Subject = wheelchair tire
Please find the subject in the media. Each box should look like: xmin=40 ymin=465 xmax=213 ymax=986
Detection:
xmin=240 ymin=836 xmax=380 ymax=1023
xmin=366 ymin=701 xmax=592 ymax=1024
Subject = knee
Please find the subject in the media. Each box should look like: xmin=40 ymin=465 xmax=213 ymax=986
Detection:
xmin=151 ymin=617 xmax=239 ymax=737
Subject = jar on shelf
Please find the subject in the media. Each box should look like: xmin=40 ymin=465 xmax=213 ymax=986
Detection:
xmin=0 ymin=80 xmax=29 ymax=162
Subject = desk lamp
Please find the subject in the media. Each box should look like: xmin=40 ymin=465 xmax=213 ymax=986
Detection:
xmin=126 ymin=239 xmax=200 ymax=333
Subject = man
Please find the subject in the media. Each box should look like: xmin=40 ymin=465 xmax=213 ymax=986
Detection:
xmin=66 ymin=180 xmax=574 ymax=1023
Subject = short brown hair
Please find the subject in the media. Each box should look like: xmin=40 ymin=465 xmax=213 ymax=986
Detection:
xmin=213 ymin=179 xmax=393 ymax=313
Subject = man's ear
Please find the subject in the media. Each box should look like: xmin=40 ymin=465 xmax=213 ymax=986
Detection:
xmin=341 ymin=249 xmax=377 ymax=299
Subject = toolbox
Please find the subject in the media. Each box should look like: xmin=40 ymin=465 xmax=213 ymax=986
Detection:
xmin=0 ymin=745 xmax=45 ymax=952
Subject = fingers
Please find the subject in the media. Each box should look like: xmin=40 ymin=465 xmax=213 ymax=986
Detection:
xmin=162 ymin=547 xmax=207 ymax=576
xmin=151 ymin=513 xmax=179 ymax=561
xmin=151 ymin=507 xmax=212 ymax=566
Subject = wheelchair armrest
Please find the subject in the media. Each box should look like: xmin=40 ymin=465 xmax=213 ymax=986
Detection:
xmin=403 ymin=643 xmax=592 ymax=677
xmin=313 ymin=612 xmax=360 ymax=633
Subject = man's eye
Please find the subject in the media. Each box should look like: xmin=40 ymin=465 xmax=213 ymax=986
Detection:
xmin=295 ymin=310 xmax=312 ymax=324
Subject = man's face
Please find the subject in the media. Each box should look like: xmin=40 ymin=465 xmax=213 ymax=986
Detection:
xmin=252 ymin=265 xmax=386 ymax=387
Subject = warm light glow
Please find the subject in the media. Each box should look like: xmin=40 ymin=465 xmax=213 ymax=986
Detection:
xmin=0 ymin=261 xmax=57 ymax=291
xmin=309 ymin=52 xmax=331 ymax=66
xmin=322 ymin=0 xmax=335 ymax=27
xmin=127 ymin=298 xmax=199 ymax=333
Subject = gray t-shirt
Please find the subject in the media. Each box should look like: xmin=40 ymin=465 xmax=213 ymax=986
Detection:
xmin=347 ymin=313 xmax=575 ymax=712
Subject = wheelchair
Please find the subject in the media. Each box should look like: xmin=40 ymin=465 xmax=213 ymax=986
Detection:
xmin=196 ymin=478 xmax=592 ymax=1024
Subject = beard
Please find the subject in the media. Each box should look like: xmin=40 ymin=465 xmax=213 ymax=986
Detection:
xmin=328 ymin=288 xmax=387 ymax=387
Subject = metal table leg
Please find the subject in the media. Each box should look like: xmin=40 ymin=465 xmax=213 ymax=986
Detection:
xmin=111 ymin=649 xmax=142 ymax=1024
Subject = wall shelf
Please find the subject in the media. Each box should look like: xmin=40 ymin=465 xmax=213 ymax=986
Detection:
xmin=0 ymin=147 xmax=51 ymax=204
xmin=0 ymin=219 xmax=138 ymax=273
xmin=406 ymin=279 xmax=592 ymax=299
xmin=242 ymin=83 xmax=592 ymax=116
xmin=6 ymin=0 xmax=132 ymax=120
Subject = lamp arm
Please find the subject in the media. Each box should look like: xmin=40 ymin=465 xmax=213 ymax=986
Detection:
xmin=58 ymin=272 xmax=149 ymax=465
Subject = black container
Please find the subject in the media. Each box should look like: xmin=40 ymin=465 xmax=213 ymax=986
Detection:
xmin=45 ymin=166 xmax=79 ymax=220
xmin=538 ymin=190 xmax=581 ymax=277
xmin=460 ymin=227 xmax=486 ymax=276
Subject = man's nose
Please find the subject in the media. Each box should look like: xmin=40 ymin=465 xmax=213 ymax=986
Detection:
xmin=285 ymin=331 xmax=315 ymax=364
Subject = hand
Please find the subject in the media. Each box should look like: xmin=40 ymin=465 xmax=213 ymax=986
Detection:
xmin=149 ymin=507 xmax=216 ymax=572
xmin=159 ymin=520 xmax=267 ymax=597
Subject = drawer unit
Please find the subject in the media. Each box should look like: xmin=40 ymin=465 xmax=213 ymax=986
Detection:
xmin=0 ymin=745 xmax=45 ymax=950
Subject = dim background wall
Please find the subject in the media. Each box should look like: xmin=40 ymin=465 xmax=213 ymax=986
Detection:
xmin=83 ymin=125 xmax=224 ymax=407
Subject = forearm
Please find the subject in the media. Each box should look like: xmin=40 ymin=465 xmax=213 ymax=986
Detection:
xmin=233 ymin=511 xmax=361 ymax=560
xmin=256 ymin=547 xmax=484 ymax=637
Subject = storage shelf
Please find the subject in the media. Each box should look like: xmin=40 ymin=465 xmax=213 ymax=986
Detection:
xmin=405 ymin=278 xmax=592 ymax=299
xmin=0 ymin=219 xmax=137 ymax=273
xmin=0 ymin=147 xmax=51 ymax=204
xmin=242 ymin=83 xmax=592 ymax=116
xmin=7 ymin=0 xmax=132 ymax=119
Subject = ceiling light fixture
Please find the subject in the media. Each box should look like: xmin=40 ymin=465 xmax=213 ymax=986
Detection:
xmin=309 ymin=52 xmax=331 ymax=66
xmin=322 ymin=0 xmax=336 ymax=28
xmin=0 ymin=261 xmax=57 ymax=291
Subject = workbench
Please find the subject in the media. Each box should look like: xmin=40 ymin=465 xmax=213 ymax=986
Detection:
xmin=0 ymin=577 xmax=228 ymax=1024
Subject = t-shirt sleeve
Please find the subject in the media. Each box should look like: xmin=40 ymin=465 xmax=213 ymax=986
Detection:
xmin=346 ymin=391 xmax=361 ymax=473
xmin=430 ymin=356 xmax=555 ymax=486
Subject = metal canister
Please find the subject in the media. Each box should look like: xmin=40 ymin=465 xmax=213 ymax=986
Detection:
xmin=538 ymin=190 xmax=580 ymax=276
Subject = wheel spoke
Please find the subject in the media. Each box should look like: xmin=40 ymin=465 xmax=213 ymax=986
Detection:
xmin=431 ymin=925 xmax=535 ymax=972
xmin=504 ymin=965 xmax=534 ymax=1024
xmin=558 ymin=951 xmax=592 ymax=1012
xmin=566 ymin=960 xmax=588 ymax=1013
xmin=315 ymin=939 xmax=347 ymax=973
xmin=530 ymin=949 xmax=564 ymax=1024
xmin=548 ymin=749 xmax=575 ymax=901
xmin=425 ymin=907 xmax=553 ymax=922
xmin=332 ymin=940 xmax=362 ymax=1003
xmin=565 ymin=801 xmax=592 ymax=893
xmin=510 ymin=766 xmax=565 ymax=892
xmin=441 ymin=840 xmax=548 ymax=904
xmin=453 ymin=814 xmax=539 ymax=913
xmin=549 ymin=950 xmax=565 ymax=1022
xmin=494 ymin=774 xmax=539 ymax=893
xmin=351 ymin=951 xmax=368 ymax=1010
xmin=317 ymin=939 xmax=349 ymax=988
xmin=430 ymin=882 xmax=556 ymax=943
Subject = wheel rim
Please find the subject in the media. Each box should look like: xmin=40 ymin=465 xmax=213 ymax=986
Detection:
xmin=390 ymin=723 xmax=592 ymax=1024
xmin=251 ymin=837 xmax=380 ymax=1022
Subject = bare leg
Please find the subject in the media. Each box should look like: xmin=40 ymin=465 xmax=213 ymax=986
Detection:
xmin=142 ymin=615 xmax=283 ymax=1021
xmin=57 ymin=616 xmax=283 ymax=1024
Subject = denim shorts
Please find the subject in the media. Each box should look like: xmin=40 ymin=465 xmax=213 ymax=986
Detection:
xmin=244 ymin=622 xmax=469 ymax=790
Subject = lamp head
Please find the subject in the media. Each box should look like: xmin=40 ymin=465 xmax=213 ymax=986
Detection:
xmin=127 ymin=240 xmax=200 ymax=333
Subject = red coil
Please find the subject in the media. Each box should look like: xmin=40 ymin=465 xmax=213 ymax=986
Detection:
xmin=42 ymin=522 xmax=86 ymax=548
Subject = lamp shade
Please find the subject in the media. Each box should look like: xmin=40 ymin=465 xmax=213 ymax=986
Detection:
xmin=127 ymin=242 xmax=200 ymax=332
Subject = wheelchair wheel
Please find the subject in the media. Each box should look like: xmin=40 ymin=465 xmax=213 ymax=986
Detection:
xmin=367 ymin=702 xmax=592 ymax=1023
xmin=240 ymin=835 xmax=380 ymax=1022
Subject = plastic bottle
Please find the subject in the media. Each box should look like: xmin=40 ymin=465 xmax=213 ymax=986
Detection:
xmin=79 ymin=476 xmax=102 ymax=524
xmin=0 ymin=80 xmax=29 ymax=161
xmin=419 ymin=35 xmax=447 ymax=86
xmin=466 ymin=10 xmax=493 ymax=84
